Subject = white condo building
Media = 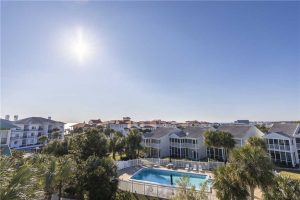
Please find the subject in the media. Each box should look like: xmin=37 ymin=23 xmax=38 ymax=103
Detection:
xmin=142 ymin=127 xmax=213 ymax=160
xmin=207 ymin=124 xmax=265 ymax=161
xmin=142 ymin=125 xmax=264 ymax=161
xmin=1 ymin=117 xmax=64 ymax=151
xmin=265 ymin=123 xmax=300 ymax=167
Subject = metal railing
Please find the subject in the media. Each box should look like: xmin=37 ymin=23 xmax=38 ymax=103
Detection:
xmin=268 ymin=144 xmax=290 ymax=151
xmin=118 ymin=179 xmax=216 ymax=199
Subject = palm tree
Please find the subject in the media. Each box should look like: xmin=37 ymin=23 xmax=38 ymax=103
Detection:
xmin=247 ymin=136 xmax=267 ymax=151
xmin=230 ymin=146 xmax=274 ymax=200
xmin=56 ymin=157 xmax=74 ymax=200
xmin=204 ymin=130 xmax=235 ymax=161
xmin=109 ymin=132 xmax=125 ymax=160
xmin=0 ymin=157 xmax=37 ymax=200
xmin=214 ymin=165 xmax=248 ymax=200
xmin=43 ymin=158 xmax=57 ymax=200
xmin=171 ymin=176 xmax=208 ymax=200
xmin=204 ymin=130 xmax=221 ymax=160
xmin=126 ymin=129 xmax=143 ymax=159
xmin=263 ymin=175 xmax=300 ymax=200
xmin=219 ymin=131 xmax=235 ymax=161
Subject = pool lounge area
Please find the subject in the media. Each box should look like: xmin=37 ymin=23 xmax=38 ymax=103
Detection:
xmin=117 ymin=158 xmax=223 ymax=199
xmin=130 ymin=168 xmax=212 ymax=190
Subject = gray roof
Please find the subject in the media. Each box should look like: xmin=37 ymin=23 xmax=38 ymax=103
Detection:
xmin=0 ymin=119 xmax=20 ymax=130
xmin=15 ymin=117 xmax=64 ymax=125
xmin=144 ymin=128 xmax=179 ymax=138
xmin=183 ymin=127 xmax=211 ymax=138
xmin=217 ymin=125 xmax=252 ymax=138
xmin=269 ymin=123 xmax=299 ymax=137
xmin=173 ymin=130 xmax=187 ymax=138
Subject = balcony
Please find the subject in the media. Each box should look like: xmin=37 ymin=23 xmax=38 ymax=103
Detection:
xmin=268 ymin=144 xmax=290 ymax=151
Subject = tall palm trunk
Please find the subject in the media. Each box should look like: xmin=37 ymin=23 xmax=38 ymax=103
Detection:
xmin=112 ymin=151 xmax=116 ymax=160
xmin=250 ymin=186 xmax=255 ymax=200
xmin=58 ymin=181 xmax=62 ymax=200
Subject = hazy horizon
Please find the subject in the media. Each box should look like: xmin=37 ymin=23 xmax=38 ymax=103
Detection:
xmin=1 ymin=1 xmax=300 ymax=123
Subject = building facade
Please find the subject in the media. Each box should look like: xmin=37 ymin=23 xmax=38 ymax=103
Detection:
xmin=142 ymin=127 xmax=212 ymax=160
xmin=206 ymin=124 xmax=265 ymax=161
xmin=265 ymin=123 xmax=300 ymax=167
xmin=3 ymin=117 xmax=65 ymax=151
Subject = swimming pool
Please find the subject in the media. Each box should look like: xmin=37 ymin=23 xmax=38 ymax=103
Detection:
xmin=130 ymin=168 xmax=211 ymax=190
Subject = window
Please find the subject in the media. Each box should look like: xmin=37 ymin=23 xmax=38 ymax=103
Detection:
xmin=31 ymin=133 xmax=34 ymax=136
xmin=280 ymin=152 xmax=286 ymax=160
xmin=274 ymin=139 xmax=278 ymax=144
xmin=279 ymin=140 xmax=284 ymax=145
xmin=1 ymin=138 xmax=7 ymax=144
xmin=284 ymin=140 xmax=289 ymax=145
xmin=14 ymin=141 xmax=18 ymax=145
xmin=275 ymin=151 xmax=280 ymax=161
xmin=286 ymin=152 xmax=292 ymax=161
xmin=269 ymin=139 xmax=273 ymax=144
xmin=270 ymin=151 xmax=275 ymax=159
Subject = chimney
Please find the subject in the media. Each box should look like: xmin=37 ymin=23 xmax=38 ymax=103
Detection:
xmin=14 ymin=115 xmax=18 ymax=121
xmin=5 ymin=115 xmax=10 ymax=121
xmin=48 ymin=116 xmax=51 ymax=120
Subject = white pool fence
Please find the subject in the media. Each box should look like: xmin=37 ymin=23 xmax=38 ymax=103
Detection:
xmin=118 ymin=179 xmax=216 ymax=200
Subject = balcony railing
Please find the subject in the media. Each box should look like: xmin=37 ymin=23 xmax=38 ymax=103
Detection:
xmin=268 ymin=144 xmax=290 ymax=151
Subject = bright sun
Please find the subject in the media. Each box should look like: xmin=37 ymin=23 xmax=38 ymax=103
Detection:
xmin=70 ymin=28 xmax=90 ymax=64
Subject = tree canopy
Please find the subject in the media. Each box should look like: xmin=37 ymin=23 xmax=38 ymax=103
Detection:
xmin=263 ymin=175 xmax=300 ymax=200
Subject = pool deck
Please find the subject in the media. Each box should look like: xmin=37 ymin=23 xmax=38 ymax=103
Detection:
xmin=118 ymin=165 xmax=215 ymax=181
xmin=118 ymin=166 xmax=263 ymax=200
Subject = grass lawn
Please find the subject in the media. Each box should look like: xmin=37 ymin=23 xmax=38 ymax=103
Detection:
xmin=279 ymin=170 xmax=300 ymax=180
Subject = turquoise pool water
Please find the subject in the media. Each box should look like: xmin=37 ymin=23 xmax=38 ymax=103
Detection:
xmin=131 ymin=168 xmax=211 ymax=190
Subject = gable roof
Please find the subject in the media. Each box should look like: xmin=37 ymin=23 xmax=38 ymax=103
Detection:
xmin=71 ymin=123 xmax=92 ymax=129
xmin=269 ymin=123 xmax=299 ymax=137
xmin=217 ymin=124 xmax=252 ymax=138
xmin=0 ymin=119 xmax=20 ymax=130
xmin=172 ymin=130 xmax=187 ymax=138
xmin=144 ymin=127 xmax=179 ymax=138
xmin=15 ymin=117 xmax=64 ymax=124
xmin=183 ymin=127 xmax=211 ymax=138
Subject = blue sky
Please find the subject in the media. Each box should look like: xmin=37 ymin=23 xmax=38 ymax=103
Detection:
xmin=1 ymin=1 xmax=300 ymax=122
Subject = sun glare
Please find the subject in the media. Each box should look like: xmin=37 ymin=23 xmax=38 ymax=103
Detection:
xmin=70 ymin=28 xmax=90 ymax=64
